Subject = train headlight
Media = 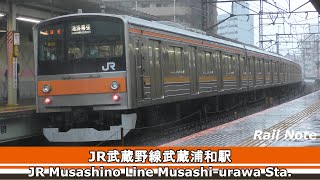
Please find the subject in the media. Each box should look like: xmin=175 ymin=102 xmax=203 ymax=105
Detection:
xmin=111 ymin=81 xmax=120 ymax=90
xmin=42 ymin=84 xmax=51 ymax=93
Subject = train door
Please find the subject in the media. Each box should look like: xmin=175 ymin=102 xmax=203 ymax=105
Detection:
xmin=134 ymin=38 xmax=144 ymax=101
xmin=271 ymin=61 xmax=274 ymax=84
xmin=189 ymin=46 xmax=198 ymax=94
xmin=135 ymin=38 xmax=153 ymax=102
xmin=235 ymin=55 xmax=241 ymax=88
xmin=245 ymin=57 xmax=250 ymax=87
xmin=217 ymin=51 xmax=223 ymax=91
xmin=252 ymin=58 xmax=256 ymax=86
xmin=262 ymin=59 xmax=266 ymax=84
xmin=148 ymin=40 xmax=164 ymax=99
xmin=239 ymin=56 xmax=246 ymax=89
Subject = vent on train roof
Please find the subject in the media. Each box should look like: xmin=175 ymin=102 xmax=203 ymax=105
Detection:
xmin=154 ymin=21 xmax=207 ymax=35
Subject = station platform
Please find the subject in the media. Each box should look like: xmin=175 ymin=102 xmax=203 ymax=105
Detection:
xmin=0 ymin=99 xmax=35 ymax=114
xmin=162 ymin=90 xmax=320 ymax=147
xmin=0 ymin=100 xmax=44 ymax=143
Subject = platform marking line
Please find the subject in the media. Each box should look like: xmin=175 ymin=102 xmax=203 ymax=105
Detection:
xmin=237 ymin=102 xmax=320 ymax=146
xmin=0 ymin=105 xmax=36 ymax=114
xmin=238 ymin=106 xmax=314 ymax=146
xmin=236 ymin=101 xmax=320 ymax=147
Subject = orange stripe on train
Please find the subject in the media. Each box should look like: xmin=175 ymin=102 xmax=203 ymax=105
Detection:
xmin=37 ymin=78 xmax=126 ymax=96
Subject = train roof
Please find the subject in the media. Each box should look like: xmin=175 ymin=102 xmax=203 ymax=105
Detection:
xmin=35 ymin=13 xmax=299 ymax=66
xmin=124 ymin=15 xmax=298 ymax=64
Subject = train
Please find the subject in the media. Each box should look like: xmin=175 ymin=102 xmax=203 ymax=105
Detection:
xmin=33 ymin=13 xmax=302 ymax=142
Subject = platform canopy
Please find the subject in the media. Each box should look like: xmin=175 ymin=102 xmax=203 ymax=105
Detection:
xmin=311 ymin=0 xmax=320 ymax=13
xmin=0 ymin=0 xmax=164 ymax=23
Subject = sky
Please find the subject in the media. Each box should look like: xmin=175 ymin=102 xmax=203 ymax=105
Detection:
xmin=216 ymin=0 xmax=318 ymax=56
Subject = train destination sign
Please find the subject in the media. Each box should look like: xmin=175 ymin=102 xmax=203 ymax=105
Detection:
xmin=71 ymin=24 xmax=91 ymax=35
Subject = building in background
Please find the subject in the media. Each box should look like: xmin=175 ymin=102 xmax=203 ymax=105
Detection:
xmin=299 ymin=24 xmax=320 ymax=78
xmin=217 ymin=1 xmax=254 ymax=45
xmin=103 ymin=0 xmax=218 ymax=34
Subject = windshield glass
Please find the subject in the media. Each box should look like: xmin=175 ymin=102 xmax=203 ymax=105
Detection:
xmin=38 ymin=16 xmax=125 ymax=75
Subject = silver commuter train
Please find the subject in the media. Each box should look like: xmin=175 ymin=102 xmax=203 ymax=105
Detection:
xmin=33 ymin=13 xmax=302 ymax=142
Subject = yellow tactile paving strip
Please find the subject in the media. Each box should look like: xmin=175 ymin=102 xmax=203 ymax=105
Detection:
xmin=0 ymin=105 xmax=36 ymax=114
xmin=236 ymin=101 xmax=320 ymax=147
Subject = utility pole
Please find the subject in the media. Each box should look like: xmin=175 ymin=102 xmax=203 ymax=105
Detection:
xmin=303 ymin=49 xmax=306 ymax=79
xmin=135 ymin=0 xmax=138 ymax=11
xmin=317 ymin=39 xmax=319 ymax=78
xmin=173 ymin=0 xmax=176 ymax=22
xmin=276 ymin=33 xmax=279 ymax=54
xmin=202 ymin=0 xmax=208 ymax=32
xmin=259 ymin=0 xmax=263 ymax=49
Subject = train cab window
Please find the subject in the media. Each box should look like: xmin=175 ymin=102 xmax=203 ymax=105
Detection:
xmin=38 ymin=17 xmax=125 ymax=75
xmin=168 ymin=46 xmax=184 ymax=74
xmin=98 ymin=45 xmax=112 ymax=57
xmin=115 ymin=45 xmax=123 ymax=57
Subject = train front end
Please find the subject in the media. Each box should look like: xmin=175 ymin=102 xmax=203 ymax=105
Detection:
xmin=34 ymin=14 xmax=136 ymax=142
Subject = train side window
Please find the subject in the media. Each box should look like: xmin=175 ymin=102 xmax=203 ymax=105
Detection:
xmin=240 ymin=57 xmax=245 ymax=74
xmin=206 ymin=52 xmax=214 ymax=74
xmin=189 ymin=46 xmax=196 ymax=66
xmin=168 ymin=46 xmax=184 ymax=74
xmin=134 ymin=40 xmax=140 ymax=66
xmin=231 ymin=56 xmax=237 ymax=74
xmin=212 ymin=52 xmax=218 ymax=75
xmin=175 ymin=47 xmax=184 ymax=73
xmin=250 ymin=58 xmax=253 ymax=73
xmin=201 ymin=51 xmax=214 ymax=74
xmin=256 ymin=59 xmax=262 ymax=73
xmin=168 ymin=47 xmax=175 ymax=73
xmin=247 ymin=58 xmax=251 ymax=73
xmin=223 ymin=54 xmax=232 ymax=74
xmin=229 ymin=56 xmax=233 ymax=73
xmin=154 ymin=41 xmax=160 ymax=67
xmin=200 ymin=51 xmax=206 ymax=73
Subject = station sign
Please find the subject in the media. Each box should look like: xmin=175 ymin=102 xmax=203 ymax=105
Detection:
xmin=13 ymin=32 xmax=20 ymax=46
